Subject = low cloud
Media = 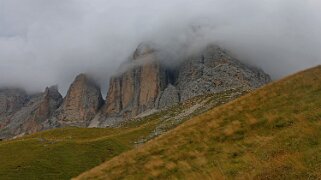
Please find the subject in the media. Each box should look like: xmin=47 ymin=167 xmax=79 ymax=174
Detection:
xmin=0 ymin=0 xmax=320 ymax=95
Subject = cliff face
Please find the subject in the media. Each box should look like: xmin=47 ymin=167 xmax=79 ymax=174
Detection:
xmin=54 ymin=74 xmax=104 ymax=127
xmin=0 ymin=89 xmax=28 ymax=119
xmin=103 ymin=44 xmax=167 ymax=119
xmin=95 ymin=44 xmax=271 ymax=126
xmin=0 ymin=74 xmax=104 ymax=139
xmin=0 ymin=89 xmax=28 ymax=131
xmin=0 ymin=87 xmax=63 ymax=139
xmin=176 ymin=45 xmax=271 ymax=101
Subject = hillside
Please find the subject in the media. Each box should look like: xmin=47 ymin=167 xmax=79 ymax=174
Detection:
xmin=0 ymin=89 xmax=244 ymax=180
xmin=76 ymin=66 xmax=321 ymax=179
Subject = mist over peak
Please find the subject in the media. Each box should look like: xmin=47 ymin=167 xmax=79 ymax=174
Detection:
xmin=0 ymin=0 xmax=320 ymax=95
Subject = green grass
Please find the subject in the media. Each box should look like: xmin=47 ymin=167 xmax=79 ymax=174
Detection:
xmin=0 ymin=87 xmax=243 ymax=180
xmin=76 ymin=66 xmax=321 ymax=179
xmin=0 ymin=125 xmax=154 ymax=180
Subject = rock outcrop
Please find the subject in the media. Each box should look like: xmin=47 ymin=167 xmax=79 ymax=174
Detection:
xmin=157 ymin=84 xmax=180 ymax=109
xmin=0 ymin=86 xmax=63 ymax=139
xmin=0 ymin=73 xmax=105 ymax=139
xmin=0 ymin=88 xmax=28 ymax=119
xmin=176 ymin=45 xmax=271 ymax=101
xmin=94 ymin=44 xmax=271 ymax=127
xmin=54 ymin=74 xmax=104 ymax=127
xmin=101 ymin=44 xmax=168 ymax=120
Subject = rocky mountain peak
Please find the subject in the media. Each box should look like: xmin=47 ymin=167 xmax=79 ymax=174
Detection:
xmin=98 ymin=44 xmax=169 ymax=125
xmin=55 ymin=74 xmax=104 ymax=127
xmin=44 ymin=86 xmax=61 ymax=99
xmin=95 ymin=44 xmax=271 ymax=127
xmin=133 ymin=43 xmax=155 ymax=60
xmin=0 ymin=87 xmax=63 ymax=139
xmin=40 ymin=86 xmax=63 ymax=117
xmin=74 ymin=73 xmax=87 ymax=82
xmin=176 ymin=45 xmax=271 ymax=101
xmin=0 ymin=43 xmax=272 ymax=137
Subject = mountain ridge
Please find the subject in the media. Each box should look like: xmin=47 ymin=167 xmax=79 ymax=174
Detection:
xmin=0 ymin=44 xmax=270 ymax=139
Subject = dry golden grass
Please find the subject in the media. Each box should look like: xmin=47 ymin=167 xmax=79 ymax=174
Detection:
xmin=75 ymin=65 xmax=321 ymax=180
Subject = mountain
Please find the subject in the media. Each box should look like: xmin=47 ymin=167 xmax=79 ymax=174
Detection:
xmin=52 ymin=74 xmax=104 ymax=127
xmin=0 ymin=87 xmax=246 ymax=179
xmin=0 ymin=44 xmax=270 ymax=139
xmin=0 ymin=74 xmax=105 ymax=139
xmin=93 ymin=44 xmax=270 ymax=127
xmin=176 ymin=45 xmax=269 ymax=101
xmin=75 ymin=66 xmax=321 ymax=180
xmin=0 ymin=86 xmax=62 ymax=139
xmin=0 ymin=65 xmax=320 ymax=180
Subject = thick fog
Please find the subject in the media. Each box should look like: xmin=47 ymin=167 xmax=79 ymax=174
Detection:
xmin=0 ymin=0 xmax=321 ymax=95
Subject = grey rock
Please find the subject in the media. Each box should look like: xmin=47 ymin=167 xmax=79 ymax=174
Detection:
xmin=53 ymin=74 xmax=104 ymax=127
xmin=0 ymin=43 xmax=271 ymax=135
xmin=0 ymin=86 xmax=63 ymax=139
xmin=157 ymin=84 xmax=180 ymax=109
xmin=101 ymin=45 xmax=168 ymax=120
xmin=176 ymin=45 xmax=271 ymax=101
xmin=0 ymin=88 xmax=28 ymax=118
xmin=93 ymin=44 xmax=271 ymax=127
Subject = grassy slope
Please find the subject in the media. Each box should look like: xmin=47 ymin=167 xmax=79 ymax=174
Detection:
xmin=0 ymin=88 xmax=243 ymax=180
xmin=76 ymin=66 xmax=321 ymax=180
xmin=0 ymin=123 xmax=157 ymax=180
xmin=0 ymin=128 xmax=135 ymax=179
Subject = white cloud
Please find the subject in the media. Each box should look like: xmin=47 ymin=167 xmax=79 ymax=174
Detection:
xmin=0 ymin=0 xmax=320 ymax=95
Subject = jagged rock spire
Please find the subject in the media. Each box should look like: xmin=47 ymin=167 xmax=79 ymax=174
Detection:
xmin=55 ymin=74 xmax=104 ymax=127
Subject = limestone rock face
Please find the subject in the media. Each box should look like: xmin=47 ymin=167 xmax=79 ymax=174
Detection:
xmin=95 ymin=44 xmax=270 ymax=127
xmin=157 ymin=84 xmax=180 ymax=109
xmin=55 ymin=74 xmax=104 ymax=126
xmin=38 ymin=87 xmax=63 ymax=119
xmin=0 ymin=86 xmax=63 ymax=139
xmin=176 ymin=46 xmax=271 ymax=101
xmin=0 ymin=43 xmax=271 ymax=134
xmin=138 ymin=62 xmax=165 ymax=112
xmin=0 ymin=89 xmax=29 ymax=131
xmin=103 ymin=45 xmax=167 ymax=120
xmin=0 ymin=89 xmax=28 ymax=118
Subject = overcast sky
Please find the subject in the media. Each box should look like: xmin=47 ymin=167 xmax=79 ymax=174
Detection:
xmin=0 ymin=0 xmax=321 ymax=95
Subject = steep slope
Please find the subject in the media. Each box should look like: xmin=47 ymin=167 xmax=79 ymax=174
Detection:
xmin=0 ymin=87 xmax=63 ymax=139
xmin=76 ymin=66 xmax=321 ymax=179
xmin=0 ymin=88 xmax=245 ymax=180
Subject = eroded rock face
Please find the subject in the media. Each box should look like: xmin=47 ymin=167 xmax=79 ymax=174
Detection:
xmin=0 ymin=89 xmax=29 ymax=131
xmin=157 ymin=84 xmax=180 ymax=109
xmin=177 ymin=46 xmax=271 ymax=101
xmin=103 ymin=45 xmax=167 ymax=120
xmin=0 ymin=43 xmax=271 ymax=135
xmin=0 ymin=86 xmax=63 ymax=139
xmin=138 ymin=62 xmax=164 ymax=112
xmin=95 ymin=44 xmax=270 ymax=127
xmin=55 ymin=74 xmax=104 ymax=127
xmin=0 ymin=89 xmax=28 ymax=118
